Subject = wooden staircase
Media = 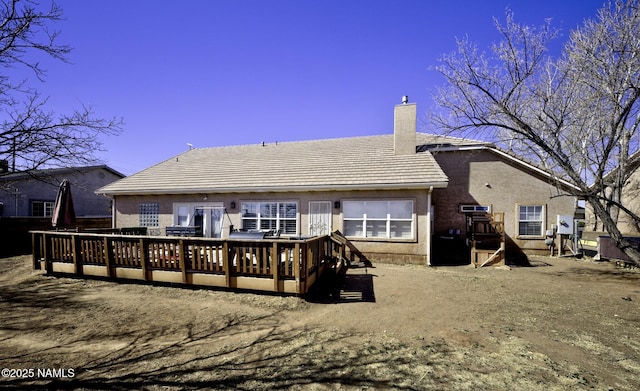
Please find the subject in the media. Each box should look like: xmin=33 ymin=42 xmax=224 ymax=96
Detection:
xmin=329 ymin=230 xmax=372 ymax=271
xmin=468 ymin=211 xmax=506 ymax=267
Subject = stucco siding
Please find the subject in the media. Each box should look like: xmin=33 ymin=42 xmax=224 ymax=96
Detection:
xmin=113 ymin=188 xmax=431 ymax=264
xmin=432 ymin=149 xmax=576 ymax=257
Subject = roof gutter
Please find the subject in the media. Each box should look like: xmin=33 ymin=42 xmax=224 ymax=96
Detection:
xmin=427 ymin=145 xmax=490 ymax=152
xmin=97 ymin=180 xmax=450 ymax=197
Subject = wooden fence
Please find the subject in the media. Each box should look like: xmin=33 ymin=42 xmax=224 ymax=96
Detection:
xmin=0 ymin=217 xmax=111 ymax=257
xmin=31 ymin=231 xmax=350 ymax=295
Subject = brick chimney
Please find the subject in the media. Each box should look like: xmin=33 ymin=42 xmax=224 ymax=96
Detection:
xmin=394 ymin=96 xmax=416 ymax=155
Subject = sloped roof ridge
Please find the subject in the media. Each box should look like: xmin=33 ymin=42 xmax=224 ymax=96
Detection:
xmin=173 ymin=132 xmax=488 ymax=156
xmin=193 ymin=133 xmax=391 ymax=151
xmin=0 ymin=164 xmax=125 ymax=180
xmin=418 ymin=132 xmax=487 ymax=142
xmin=415 ymin=132 xmax=491 ymax=147
xmin=119 ymin=135 xmax=388 ymax=180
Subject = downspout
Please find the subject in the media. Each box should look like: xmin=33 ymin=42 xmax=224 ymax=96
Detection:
xmin=112 ymin=196 xmax=117 ymax=229
xmin=426 ymin=186 xmax=433 ymax=266
xmin=108 ymin=195 xmax=116 ymax=229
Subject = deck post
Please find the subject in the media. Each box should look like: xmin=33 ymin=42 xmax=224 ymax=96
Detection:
xmin=271 ymin=241 xmax=279 ymax=292
xmin=179 ymin=239 xmax=188 ymax=284
xmin=222 ymin=241 xmax=231 ymax=288
xmin=302 ymin=242 xmax=311 ymax=294
xmin=72 ymin=233 xmax=83 ymax=276
xmin=104 ymin=236 xmax=114 ymax=278
xmin=293 ymin=242 xmax=301 ymax=294
xmin=31 ymin=232 xmax=41 ymax=270
xmin=139 ymin=238 xmax=149 ymax=281
xmin=42 ymin=232 xmax=52 ymax=274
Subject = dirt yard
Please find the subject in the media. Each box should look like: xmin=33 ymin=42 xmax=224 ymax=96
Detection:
xmin=0 ymin=254 xmax=639 ymax=390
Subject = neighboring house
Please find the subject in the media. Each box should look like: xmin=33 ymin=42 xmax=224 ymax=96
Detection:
xmin=583 ymin=152 xmax=640 ymax=235
xmin=0 ymin=165 xmax=125 ymax=218
xmin=578 ymin=156 xmax=640 ymax=262
xmin=96 ymin=100 xmax=578 ymax=265
xmin=611 ymin=180 xmax=640 ymax=235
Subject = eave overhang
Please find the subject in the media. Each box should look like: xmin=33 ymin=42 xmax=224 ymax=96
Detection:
xmin=97 ymin=180 xmax=449 ymax=197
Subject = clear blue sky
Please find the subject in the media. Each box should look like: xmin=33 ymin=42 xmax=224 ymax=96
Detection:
xmin=33 ymin=0 xmax=605 ymax=175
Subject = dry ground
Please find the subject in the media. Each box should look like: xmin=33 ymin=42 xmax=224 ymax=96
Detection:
xmin=0 ymin=254 xmax=639 ymax=390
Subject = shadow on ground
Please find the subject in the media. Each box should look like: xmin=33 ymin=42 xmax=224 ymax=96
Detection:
xmin=305 ymin=264 xmax=376 ymax=304
xmin=0 ymin=272 xmax=448 ymax=390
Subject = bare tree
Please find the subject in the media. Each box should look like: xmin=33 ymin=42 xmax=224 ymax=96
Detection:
xmin=432 ymin=0 xmax=640 ymax=266
xmin=0 ymin=0 xmax=122 ymax=174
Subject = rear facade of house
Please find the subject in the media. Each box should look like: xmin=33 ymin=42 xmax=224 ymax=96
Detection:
xmin=97 ymin=101 xmax=577 ymax=265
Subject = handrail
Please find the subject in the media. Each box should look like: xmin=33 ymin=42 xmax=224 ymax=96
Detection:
xmin=31 ymin=231 xmax=344 ymax=295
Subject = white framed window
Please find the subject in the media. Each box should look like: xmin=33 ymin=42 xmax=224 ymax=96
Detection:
xmin=241 ymin=201 xmax=298 ymax=235
xmin=176 ymin=205 xmax=189 ymax=226
xmin=343 ymin=200 xmax=414 ymax=239
xmin=32 ymin=200 xmax=54 ymax=217
xmin=139 ymin=202 xmax=159 ymax=227
xmin=460 ymin=204 xmax=492 ymax=213
xmin=173 ymin=202 xmax=224 ymax=238
xmin=517 ymin=204 xmax=545 ymax=237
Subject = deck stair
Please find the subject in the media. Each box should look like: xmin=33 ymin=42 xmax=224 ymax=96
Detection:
xmin=329 ymin=230 xmax=372 ymax=272
xmin=468 ymin=211 xmax=506 ymax=267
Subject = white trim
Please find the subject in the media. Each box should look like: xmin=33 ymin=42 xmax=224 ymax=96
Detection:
xmin=172 ymin=202 xmax=224 ymax=238
xmin=111 ymin=197 xmax=117 ymax=229
xmin=515 ymin=203 xmax=546 ymax=239
xmin=425 ymin=145 xmax=489 ymax=152
xmin=342 ymin=199 xmax=415 ymax=240
xmin=426 ymin=186 xmax=433 ymax=266
xmin=31 ymin=200 xmax=55 ymax=217
xmin=309 ymin=201 xmax=332 ymax=236
xmin=460 ymin=204 xmax=492 ymax=213
xmin=97 ymin=181 xmax=449 ymax=196
xmin=240 ymin=200 xmax=299 ymax=235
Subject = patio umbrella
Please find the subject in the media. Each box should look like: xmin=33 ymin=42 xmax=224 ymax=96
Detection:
xmin=51 ymin=179 xmax=76 ymax=229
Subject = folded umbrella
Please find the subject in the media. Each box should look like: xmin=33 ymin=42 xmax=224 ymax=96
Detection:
xmin=51 ymin=179 xmax=76 ymax=229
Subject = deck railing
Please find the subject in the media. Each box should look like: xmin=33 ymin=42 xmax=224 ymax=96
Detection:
xmin=31 ymin=231 xmax=345 ymax=295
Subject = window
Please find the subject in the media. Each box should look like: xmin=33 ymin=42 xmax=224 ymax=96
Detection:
xmin=518 ymin=205 xmax=544 ymax=237
xmin=32 ymin=201 xmax=54 ymax=217
xmin=343 ymin=200 xmax=414 ymax=239
xmin=173 ymin=203 xmax=225 ymax=238
xmin=241 ymin=201 xmax=298 ymax=235
xmin=139 ymin=202 xmax=159 ymax=227
xmin=176 ymin=205 xmax=189 ymax=226
xmin=460 ymin=205 xmax=491 ymax=213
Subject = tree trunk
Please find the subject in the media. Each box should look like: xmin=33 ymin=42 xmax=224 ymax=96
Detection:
xmin=588 ymin=195 xmax=640 ymax=267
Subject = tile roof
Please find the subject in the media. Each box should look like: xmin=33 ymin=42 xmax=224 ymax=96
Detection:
xmin=98 ymin=133 xmax=480 ymax=195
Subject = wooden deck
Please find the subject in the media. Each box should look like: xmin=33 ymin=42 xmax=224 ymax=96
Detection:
xmin=31 ymin=231 xmax=354 ymax=295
